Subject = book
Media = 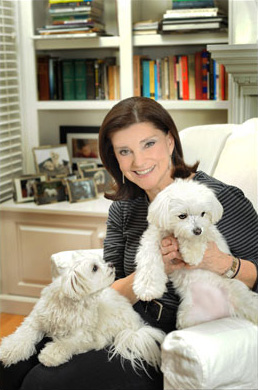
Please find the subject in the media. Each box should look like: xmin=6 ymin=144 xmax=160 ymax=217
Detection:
xmin=85 ymin=59 xmax=95 ymax=99
xmin=188 ymin=54 xmax=195 ymax=100
xmin=149 ymin=60 xmax=155 ymax=99
xmin=142 ymin=60 xmax=150 ymax=98
xmin=37 ymin=56 xmax=50 ymax=100
xmin=62 ymin=60 xmax=75 ymax=100
xmin=209 ymin=57 xmax=216 ymax=100
xmin=49 ymin=57 xmax=59 ymax=100
xmin=201 ymin=50 xmax=209 ymax=100
xmin=107 ymin=65 xmax=115 ymax=100
xmin=181 ymin=55 xmax=189 ymax=100
xmin=161 ymin=21 xmax=225 ymax=31
xmin=171 ymin=0 xmax=215 ymax=9
xmin=74 ymin=59 xmax=86 ymax=100
xmin=195 ymin=51 xmax=202 ymax=100
xmin=154 ymin=63 xmax=158 ymax=100
xmin=164 ymin=7 xmax=218 ymax=18
xmin=168 ymin=56 xmax=176 ymax=100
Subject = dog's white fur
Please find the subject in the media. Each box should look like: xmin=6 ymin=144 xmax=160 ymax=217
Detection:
xmin=0 ymin=252 xmax=164 ymax=369
xmin=133 ymin=179 xmax=258 ymax=329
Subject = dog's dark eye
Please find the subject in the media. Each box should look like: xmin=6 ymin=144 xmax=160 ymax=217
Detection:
xmin=201 ymin=212 xmax=205 ymax=217
xmin=178 ymin=214 xmax=187 ymax=219
xmin=92 ymin=264 xmax=98 ymax=272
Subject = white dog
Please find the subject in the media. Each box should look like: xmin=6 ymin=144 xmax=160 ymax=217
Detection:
xmin=0 ymin=252 xmax=164 ymax=369
xmin=133 ymin=179 xmax=258 ymax=329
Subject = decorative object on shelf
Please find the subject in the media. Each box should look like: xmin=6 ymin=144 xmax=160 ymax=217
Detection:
xmin=79 ymin=167 xmax=113 ymax=194
xmin=66 ymin=132 xmax=101 ymax=165
xmin=66 ymin=177 xmax=98 ymax=203
xmin=33 ymin=145 xmax=72 ymax=177
xmin=77 ymin=161 xmax=98 ymax=172
xmin=12 ymin=174 xmax=47 ymax=203
xmin=37 ymin=0 xmax=106 ymax=37
xmin=34 ymin=179 xmax=67 ymax=205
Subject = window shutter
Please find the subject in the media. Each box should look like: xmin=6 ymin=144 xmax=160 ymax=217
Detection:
xmin=0 ymin=0 xmax=23 ymax=203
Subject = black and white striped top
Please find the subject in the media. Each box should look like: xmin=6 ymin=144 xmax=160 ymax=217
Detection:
xmin=104 ymin=171 xmax=258 ymax=311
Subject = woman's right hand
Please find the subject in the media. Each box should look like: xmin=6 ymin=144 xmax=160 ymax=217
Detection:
xmin=160 ymin=235 xmax=186 ymax=274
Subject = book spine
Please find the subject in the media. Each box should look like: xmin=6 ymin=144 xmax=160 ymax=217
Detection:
xmin=85 ymin=59 xmax=96 ymax=100
xmin=149 ymin=60 xmax=155 ymax=100
xmin=181 ymin=55 xmax=189 ymax=100
xmin=154 ymin=63 xmax=158 ymax=100
xmin=156 ymin=58 xmax=162 ymax=100
xmin=108 ymin=65 xmax=115 ymax=100
xmin=168 ymin=56 xmax=176 ymax=100
xmin=195 ymin=51 xmax=202 ymax=100
xmin=172 ymin=0 xmax=215 ymax=9
xmin=133 ymin=55 xmax=141 ymax=96
xmin=74 ymin=59 xmax=86 ymax=100
xmin=37 ymin=56 xmax=50 ymax=101
xmin=62 ymin=60 xmax=75 ymax=100
xmin=188 ymin=54 xmax=195 ymax=100
xmin=201 ymin=50 xmax=209 ymax=100
xmin=142 ymin=60 xmax=150 ymax=98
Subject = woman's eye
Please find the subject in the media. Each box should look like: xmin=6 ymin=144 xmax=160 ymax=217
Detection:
xmin=145 ymin=141 xmax=155 ymax=149
xmin=178 ymin=214 xmax=187 ymax=219
xmin=119 ymin=149 xmax=130 ymax=156
xmin=201 ymin=212 xmax=205 ymax=217
xmin=92 ymin=265 xmax=98 ymax=272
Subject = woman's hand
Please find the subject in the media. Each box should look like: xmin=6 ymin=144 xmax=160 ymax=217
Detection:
xmin=161 ymin=236 xmax=231 ymax=275
xmin=160 ymin=236 xmax=186 ymax=274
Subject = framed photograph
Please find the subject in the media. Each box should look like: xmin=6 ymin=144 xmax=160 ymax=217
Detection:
xmin=13 ymin=174 xmax=46 ymax=203
xmin=67 ymin=133 xmax=101 ymax=165
xmin=66 ymin=178 xmax=98 ymax=203
xmin=79 ymin=167 xmax=113 ymax=194
xmin=60 ymin=126 xmax=99 ymax=144
xmin=77 ymin=161 xmax=97 ymax=175
xmin=34 ymin=180 xmax=67 ymax=205
xmin=33 ymin=145 xmax=72 ymax=177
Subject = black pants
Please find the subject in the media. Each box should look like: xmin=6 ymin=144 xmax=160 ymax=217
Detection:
xmin=0 ymin=301 xmax=177 ymax=390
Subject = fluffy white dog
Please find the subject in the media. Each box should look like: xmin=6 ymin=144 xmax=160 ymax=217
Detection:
xmin=133 ymin=179 xmax=258 ymax=329
xmin=0 ymin=252 xmax=165 ymax=369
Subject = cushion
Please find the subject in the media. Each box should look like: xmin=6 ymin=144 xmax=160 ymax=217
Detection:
xmin=213 ymin=118 xmax=258 ymax=211
xmin=179 ymin=124 xmax=234 ymax=175
xmin=161 ymin=317 xmax=258 ymax=390
xmin=51 ymin=249 xmax=104 ymax=279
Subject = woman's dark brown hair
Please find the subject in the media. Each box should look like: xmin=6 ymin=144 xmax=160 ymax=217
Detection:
xmin=99 ymin=97 xmax=198 ymax=200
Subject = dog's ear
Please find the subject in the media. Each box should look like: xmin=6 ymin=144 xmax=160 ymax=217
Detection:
xmin=148 ymin=190 xmax=172 ymax=229
xmin=207 ymin=192 xmax=224 ymax=224
xmin=61 ymin=261 xmax=91 ymax=300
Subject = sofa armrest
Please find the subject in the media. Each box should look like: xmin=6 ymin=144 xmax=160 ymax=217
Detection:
xmin=161 ymin=317 xmax=258 ymax=390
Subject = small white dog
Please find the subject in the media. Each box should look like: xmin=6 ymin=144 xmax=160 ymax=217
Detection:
xmin=133 ymin=179 xmax=258 ymax=329
xmin=0 ymin=252 xmax=164 ymax=369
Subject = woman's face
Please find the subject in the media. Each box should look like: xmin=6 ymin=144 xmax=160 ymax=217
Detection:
xmin=111 ymin=122 xmax=174 ymax=200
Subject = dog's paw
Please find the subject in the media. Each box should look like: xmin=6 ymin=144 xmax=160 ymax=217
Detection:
xmin=133 ymin=276 xmax=167 ymax=301
xmin=0 ymin=336 xmax=36 ymax=367
xmin=38 ymin=342 xmax=70 ymax=367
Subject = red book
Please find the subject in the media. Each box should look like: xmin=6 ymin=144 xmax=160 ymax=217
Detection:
xmin=37 ymin=56 xmax=50 ymax=100
xmin=181 ymin=55 xmax=189 ymax=100
xmin=195 ymin=51 xmax=202 ymax=100
xmin=219 ymin=63 xmax=225 ymax=100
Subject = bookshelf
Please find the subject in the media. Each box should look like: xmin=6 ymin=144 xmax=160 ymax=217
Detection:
xmin=18 ymin=0 xmax=230 ymax=173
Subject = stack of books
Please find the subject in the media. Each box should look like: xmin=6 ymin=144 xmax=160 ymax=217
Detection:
xmin=133 ymin=50 xmax=228 ymax=101
xmin=133 ymin=20 xmax=159 ymax=35
xmin=37 ymin=0 xmax=106 ymax=37
xmin=159 ymin=0 xmax=227 ymax=33
xmin=37 ymin=56 xmax=120 ymax=100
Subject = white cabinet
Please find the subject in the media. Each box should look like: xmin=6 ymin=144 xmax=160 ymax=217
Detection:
xmin=0 ymin=197 xmax=111 ymax=315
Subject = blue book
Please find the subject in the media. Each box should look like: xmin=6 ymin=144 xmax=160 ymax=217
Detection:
xmin=154 ymin=63 xmax=158 ymax=100
xmin=142 ymin=60 xmax=150 ymax=98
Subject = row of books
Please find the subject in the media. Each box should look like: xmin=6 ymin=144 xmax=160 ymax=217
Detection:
xmin=133 ymin=51 xmax=228 ymax=101
xmin=37 ymin=0 xmax=105 ymax=36
xmin=37 ymin=56 xmax=120 ymax=101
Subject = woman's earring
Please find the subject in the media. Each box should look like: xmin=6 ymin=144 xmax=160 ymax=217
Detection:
xmin=122 ymin=173 xmax=125 ymax=184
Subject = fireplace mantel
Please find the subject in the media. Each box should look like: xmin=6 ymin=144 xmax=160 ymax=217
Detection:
xmin=207 ymin=44 xmax=258 ymax=123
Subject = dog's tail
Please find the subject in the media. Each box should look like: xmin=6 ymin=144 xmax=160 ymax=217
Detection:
xmin=108 ymin=326 xmax=165 ymax=372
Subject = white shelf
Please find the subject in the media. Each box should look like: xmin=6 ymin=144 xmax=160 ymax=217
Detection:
xmin=36 ymin=100 xmax=229 ymax=111
xmin=134 ymin=32 xmax=228 ymax=47
xmin=33 ymin=35 xmax=120 ymax=50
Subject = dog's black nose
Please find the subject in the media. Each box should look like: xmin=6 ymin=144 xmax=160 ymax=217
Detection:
xmin=193 ymin=227 xmax=202 ymax=236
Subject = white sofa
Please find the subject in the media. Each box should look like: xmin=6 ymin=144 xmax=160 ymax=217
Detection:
xmin=51 ymin=118 xmax=258 ymax=390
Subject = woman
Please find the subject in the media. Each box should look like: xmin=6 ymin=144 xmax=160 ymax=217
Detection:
xmin=1 ymin=97 xmax=257 ymax=390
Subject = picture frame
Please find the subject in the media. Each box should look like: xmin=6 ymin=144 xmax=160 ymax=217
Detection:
xmin=13 ymin=174 xmax=46 ymax=203
xmin=77 ymin=161 xmax=97 ymax=175
xmin=66 ymin=178 xmax=98 ymax=203
xmin=59 ymin=126 xmax=99 ymax=144
xmin=33 ymin=180 xmax=67 ymax=205
xmin=33 ymin=145 xmax=72 ymax=177
xmin=67 ymin=133 xmax=101 ymax=165
xmin=79 ymin=167 xmax=113 ymax=194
